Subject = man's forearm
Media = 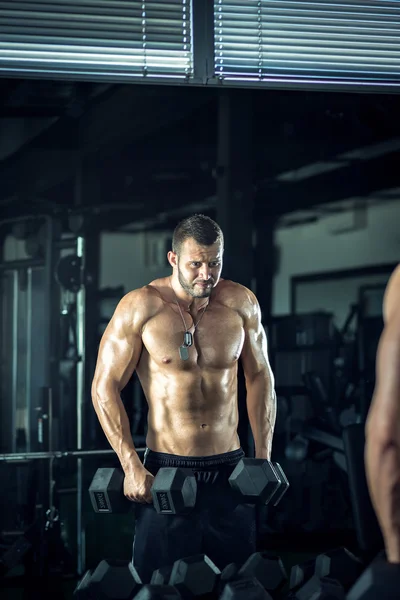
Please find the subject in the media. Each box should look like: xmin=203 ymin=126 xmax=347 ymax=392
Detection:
xmin=365 ymin=428 xmax=400 ymax=563
xmin=246 ymin=373 xmax=276 ymax=460
xmin=92 ymin=383 xmax=142 ymax=474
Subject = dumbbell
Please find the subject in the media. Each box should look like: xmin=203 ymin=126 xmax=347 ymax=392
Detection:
xmin=228 ymin=459 xmax=289 ymax=507
xmin=286 ymin=576 xmax=346 ymax=599
xmin=74 ymin=559 xmax=142 ymax=600
xmin=137 ymin=554 xmax=220 ymax=599
xmin=288 ymin=547 xmax=363 ymax=595
xmin=347 ymin=551 xmax=400 ymax=600
xmin=218 ymin=552 xmax=287 ymax=599
xmin=89 ymin=466 xmax=197 ymax=516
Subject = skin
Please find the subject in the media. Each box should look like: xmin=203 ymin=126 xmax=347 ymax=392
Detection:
xmin=92 ymin=237 xmax=276 ymax=503
xmin=365 ymin=264 xmax=400 ymax=563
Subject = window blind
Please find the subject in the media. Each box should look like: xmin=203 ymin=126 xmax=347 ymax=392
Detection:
xmin=214 ymin=0 xmax=400 ymax=86
xmin=0 ymin=0 xmax=192 ymax=79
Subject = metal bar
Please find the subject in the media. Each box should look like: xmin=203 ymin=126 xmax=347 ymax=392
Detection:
xmin=76 ymin=237 xmax=85 ymax=452
xmin=76 ymin=234 xmax=85 ymax=575
xmin=0 ymin=215 xmax=47 ymax=227
xmin=48 ymin=388 xmax=55 ymax=512
xmin=301 ymin=426 xmax=344 ymax=453
xmin=0 ymin=447 xmax=146 ymax=461
xmin=0 ymin=259 xmax=44 ymax=272
xmin=26 ymin=267 xmax=32 ymax=452
xmin=11 ymin=270 xmax=18 ymax=453
xmin=43 ymin=217 xmax=53 ymax=391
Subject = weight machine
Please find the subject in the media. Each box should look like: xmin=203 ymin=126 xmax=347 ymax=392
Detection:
xmin=0 ymin=214 xmax=126 ymax=583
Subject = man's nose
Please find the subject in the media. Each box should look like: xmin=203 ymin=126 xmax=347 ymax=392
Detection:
xmin=199 ymin=266 xmax=210 ymax=280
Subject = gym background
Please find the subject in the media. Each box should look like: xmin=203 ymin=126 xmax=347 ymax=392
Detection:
xmin=0 ymin=1 xmax=399 ymax=599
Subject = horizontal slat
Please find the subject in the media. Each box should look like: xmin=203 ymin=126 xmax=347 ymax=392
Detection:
xmin=0 ymin=11 xmax=187 ymax=24
xmin=0 ymin=0 xmax=186 ymax=15
xmin=216 ymin=0 xmax=400 ymax=14
xmin=0 ymin=35 xmax=187 ymax=47
xmin=0 ymin=22 xmax=185 ymax=35
xmin=0 ymin=0 xmax=192 ymax=79
xmin=214 ymin=0 xmax=400 ymax=85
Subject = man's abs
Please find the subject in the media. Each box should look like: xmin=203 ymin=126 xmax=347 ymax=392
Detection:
xmin=137 ymin=364 xmax=241 ymax=456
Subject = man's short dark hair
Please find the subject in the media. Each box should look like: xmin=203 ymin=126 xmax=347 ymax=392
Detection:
xmin=172 ymin=214 xmax=224 ymax=255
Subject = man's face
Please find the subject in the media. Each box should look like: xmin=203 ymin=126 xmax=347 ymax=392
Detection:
xmin=176 ymin=238 xmax=223 ymax=298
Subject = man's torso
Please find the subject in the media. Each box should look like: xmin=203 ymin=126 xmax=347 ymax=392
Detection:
xmin=135 ymin=277 xmax=248 ymax=455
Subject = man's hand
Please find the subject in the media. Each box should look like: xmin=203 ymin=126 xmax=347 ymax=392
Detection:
xmin=124 ymin=466 xmax=155 ymax=504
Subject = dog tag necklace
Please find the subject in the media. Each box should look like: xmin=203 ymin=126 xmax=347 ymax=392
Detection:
xmin=172 ymin=290 xmax=209 ymax=360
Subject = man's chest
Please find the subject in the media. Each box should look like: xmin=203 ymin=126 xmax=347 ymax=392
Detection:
xmin=142 ymin=306 xmax=245 ymax=367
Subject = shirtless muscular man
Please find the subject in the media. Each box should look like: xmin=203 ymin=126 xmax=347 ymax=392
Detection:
xmin=365 ymin=264 xmax=400 ymax=564
xmin=91 ymin=214 xmax=276 ymax=582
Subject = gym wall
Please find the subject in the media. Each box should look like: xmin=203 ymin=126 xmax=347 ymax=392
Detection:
xmin=273 ymin=198 xmax=400 ymax=316
xmin=99 ymin=230 xmax=176 ymax=298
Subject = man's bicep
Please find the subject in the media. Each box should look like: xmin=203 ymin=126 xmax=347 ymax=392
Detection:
xmin=93 ymin=305 xmax=143 ymax=393
xmin=368 ymin=320 xmax=400 ymax=436
xmin=241 ymin=301 xmax=273 ymax=380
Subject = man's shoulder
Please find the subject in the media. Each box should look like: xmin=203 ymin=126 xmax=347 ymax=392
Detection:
xmin=121 ymin=284 xmax=161 ymax=303
xmin=116 ymin=285 xmax=164 ymax=326
xmin=216 ymin=279 xmax=258 ymax=314
xmin=383 ymin=264 xmax=400 ymax=325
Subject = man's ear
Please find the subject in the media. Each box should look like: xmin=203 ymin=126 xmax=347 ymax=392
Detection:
xmin=167 ymin=251 xmax=177 ymax=268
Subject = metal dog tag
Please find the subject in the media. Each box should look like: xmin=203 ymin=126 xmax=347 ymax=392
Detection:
xmin=179 ymin=345 xmax=190 ymax=360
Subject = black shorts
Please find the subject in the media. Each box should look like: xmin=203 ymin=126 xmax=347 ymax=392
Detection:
xmin=132 ymin=447 xmax=257 ymax=583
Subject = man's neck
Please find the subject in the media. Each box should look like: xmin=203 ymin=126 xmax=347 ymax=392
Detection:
xmin=169 ymin=275 xmax=210 ymax=311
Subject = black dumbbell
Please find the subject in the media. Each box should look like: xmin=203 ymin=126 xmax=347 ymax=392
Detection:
xmin=218 ymin=552 xmax=287 ymax=599
xmin=289 ymin=547 xmax=363 ymax=595
xmin=220 ymin=578 xmax=272 ymax=600
xmin=150 ymin=564 xmax=174 ymax=586
xmin=228 ymin=459 xmax=289 ymax=507
xmin=74 ymin=559 xmax=142 ymax=600
xmin=89 ymin=466 xmax=197 ymax=516
xmin=238 ymin=552 xmax=287 ymax=596
xmin=148 ymin=554 xmax=220 ymax=599
xmin=168 ymin=554 xmax=221 ymax=598
xmin=314 ymin=547 xmax=362 ymax=592
xmin=133 ymin=585 xmax=182 ymax=599
xmin=287 ymin=575 xmax=345 ymax=599
xmin=347 ymin=552 xmax=400 ymax=600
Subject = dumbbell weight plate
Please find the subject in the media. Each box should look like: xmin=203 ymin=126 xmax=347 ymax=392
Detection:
xmin=169 ymin=554 xmax=221 ymax=598
xmin=270 ymin=462 xmax=290 ymax=506
xmin=228 ymin=459 xmax=281 ymax=506
xmin=151 ymin=467 xmax=197 ymax=515
xmin=89 ymin=468 xmax=131 ymax=514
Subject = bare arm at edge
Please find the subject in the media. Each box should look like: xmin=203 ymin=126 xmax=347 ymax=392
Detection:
xmin=240 ymin=287 xmax=276 ymax=461
xmin=91 ymin=289 xmax=148 ymax=475
xmin=365 ymin=265 xmax=400 ymax=563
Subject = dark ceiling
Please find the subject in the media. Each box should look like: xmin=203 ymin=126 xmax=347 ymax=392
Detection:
xmin=0 ymin=76 xmax=399 ymax=229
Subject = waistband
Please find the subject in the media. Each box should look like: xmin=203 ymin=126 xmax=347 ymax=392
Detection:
xmin=143 ymin=447 xmax=245 ymax=470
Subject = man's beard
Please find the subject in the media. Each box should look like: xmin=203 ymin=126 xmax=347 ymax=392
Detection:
xmin=178 ymin=267 xmax=213 ymax=298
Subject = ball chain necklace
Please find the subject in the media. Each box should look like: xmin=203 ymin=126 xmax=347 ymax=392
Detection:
xmin=170 ymin=279 xmax=209 ymax=360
